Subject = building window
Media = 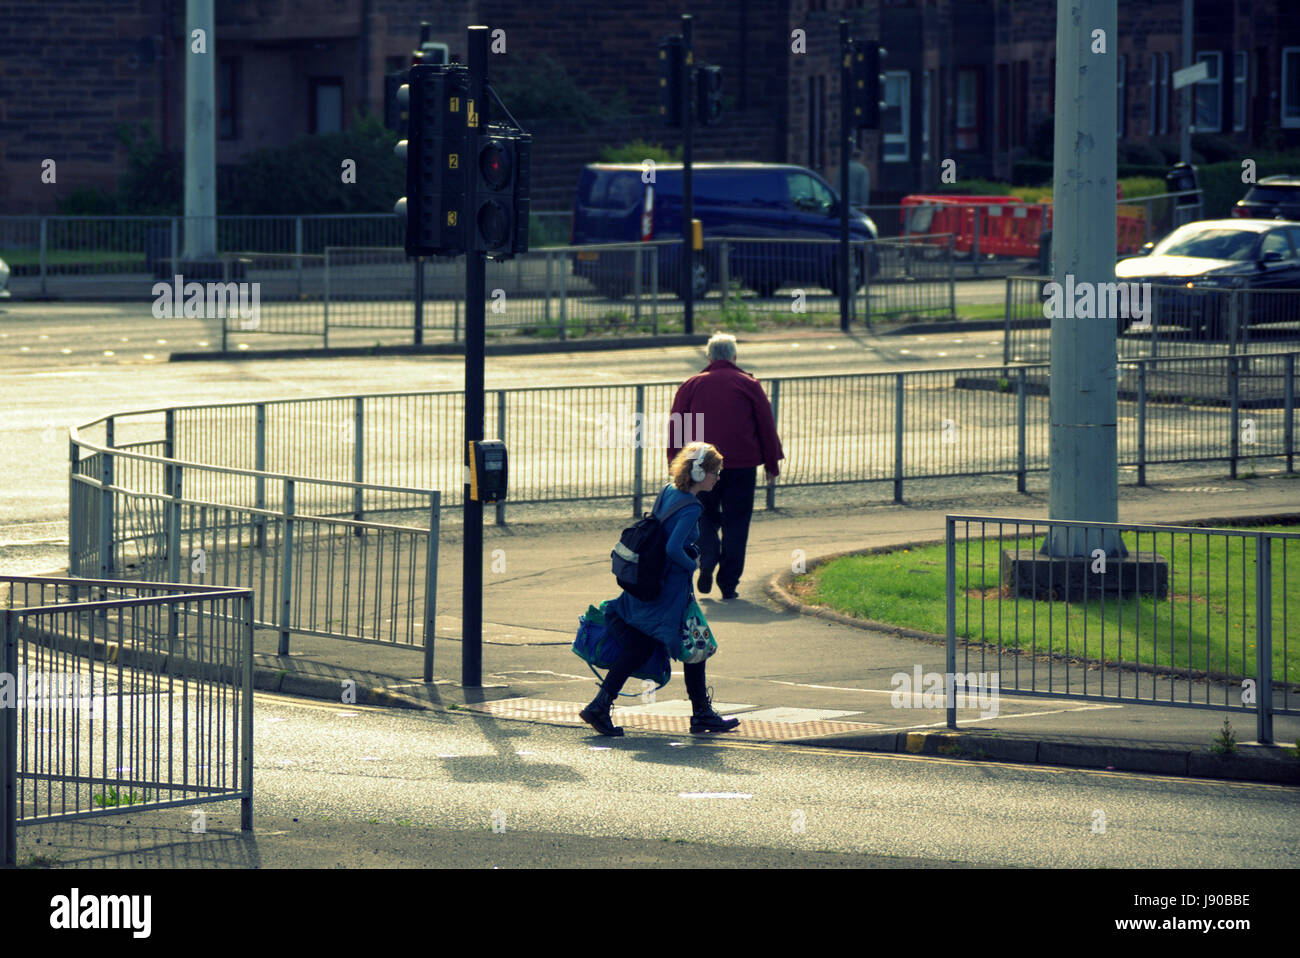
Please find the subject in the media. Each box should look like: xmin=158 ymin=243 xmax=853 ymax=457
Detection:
xmin=1148 ymin=53 xmax=1158 ymax=135
xmin=218 ymin=57 xmax=239 ymax=140
xmin=1047 ymin=58 xmax=1055 ymax=116
xmin=1193 ymin=51 xmax=1222 ymax=133
xmin=956 ymin=67 xmax=982 ymax=151
xmin=1150 ymin=52 xmax=1170 ymax=135
xmin=1016 ymin=61 xmax=1029 ymax=146
xmin=1233 ymin=51 xmax=1247 ymax=132
xmin=1117 ymin=54 xmax=1126 ymax=137
xmin=807 ymin=75 xmax=826 ymax=172
xmin=310 ymin=77 xmax=344 ymax=134
xmin=1160 ymin=53 xmax=1171 ymax=133
xmin=995 ymin=63 xmax=1008 ymax=151
xmin=883 ymin=70 xmax=910 ymax=162
xmin=922 ymin=69 xmax=932 ymax=163
xmin=1283 ymin=47 xmax=1300 ymax=128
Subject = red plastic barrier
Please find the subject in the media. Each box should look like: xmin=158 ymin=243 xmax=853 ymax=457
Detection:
xmin=902 ymin=191 xmax=1146 ymax=257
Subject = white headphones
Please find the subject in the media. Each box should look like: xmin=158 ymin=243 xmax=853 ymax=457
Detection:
xmin=691 ymin=444 xmax=710 ymax=482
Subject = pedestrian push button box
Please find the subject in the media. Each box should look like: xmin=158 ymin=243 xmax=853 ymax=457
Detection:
xmin=468 ymin=439 xmax=508 ymax=503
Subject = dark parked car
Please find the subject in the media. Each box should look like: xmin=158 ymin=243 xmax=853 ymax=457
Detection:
xmin=570 ymin=162 xmax=879 ymax=300
xmin=1232 ymin=175 xmax=1300 ymax=221
xmin=1114 ymin=218 xmax=1300 ymax=338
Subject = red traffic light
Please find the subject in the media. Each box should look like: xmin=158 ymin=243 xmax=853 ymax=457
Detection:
xmin=479 ymin=141 xmax=511 ymax=190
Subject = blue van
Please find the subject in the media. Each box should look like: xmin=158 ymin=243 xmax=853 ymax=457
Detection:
xmin=570 ymin=162 xmax=879 ymax=299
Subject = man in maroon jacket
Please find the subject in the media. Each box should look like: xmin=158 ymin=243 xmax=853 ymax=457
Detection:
xmin=667 ymin=333 xmax=785 ymax=599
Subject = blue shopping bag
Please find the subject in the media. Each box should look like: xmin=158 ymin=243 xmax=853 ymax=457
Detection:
xmin=571 ymin=602 xmax=671 ymax=695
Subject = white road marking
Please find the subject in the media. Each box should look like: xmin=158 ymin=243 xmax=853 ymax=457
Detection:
xmin=614 ymin=699 xmax=755 ymax=717
xmin=739 ymin=706 xmax=862 ymax=722
xmin=679 ymin=792 xmax=752 ymax=799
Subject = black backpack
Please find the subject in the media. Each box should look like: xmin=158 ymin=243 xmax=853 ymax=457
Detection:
xmin=611 ymin=490 xmax=695 ymax=601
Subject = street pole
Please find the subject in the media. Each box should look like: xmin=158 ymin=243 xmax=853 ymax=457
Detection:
xmin=413 ymin=256 xmax=424 ymax=345
xmin=183 ymin=0 xmax=217 ymax=261
xmin=682 ymin=14 xmax=694 ymax=336
xmin=838 ymin=20 xmax=851 ymax=333
xmin=1180 ymin=0 xmax=1192 ymax=163
xmin=463 ymin=25 xmax=488 ymax=687
xmin=1046 ymin=0 xmax=1123 ymax=558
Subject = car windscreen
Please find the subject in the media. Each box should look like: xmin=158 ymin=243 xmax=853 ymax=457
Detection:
xmin=1245 ymin=185 xmax=1300 ymax=203
xmin=581 ymin=171 xmax=642 ymax=210
xmin=1156 ymin=228 xmax=1259 ymax=261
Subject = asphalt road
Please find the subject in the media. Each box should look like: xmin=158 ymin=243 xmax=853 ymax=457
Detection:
xmin=0 ymin=299 xmax=1015 ymax=575
xmin=16 ymin=691 xmax=1299 ymax=868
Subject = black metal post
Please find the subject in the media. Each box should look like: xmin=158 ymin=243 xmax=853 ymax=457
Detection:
xmin=414 ymin=255 xmax=424 ymax=345
xmin=839 ymin=20 xmax=851 ymax=332
xmin=682 ymin=14 xmax=694 ymax=335
xmin=463 ymin=24 xmax=488 ymax=688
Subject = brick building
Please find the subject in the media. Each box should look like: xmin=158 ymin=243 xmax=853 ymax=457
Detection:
xmin=1 ymin=0 xmax=1296 ymax=215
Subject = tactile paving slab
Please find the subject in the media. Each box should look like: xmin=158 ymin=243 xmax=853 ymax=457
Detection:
xmin=461 ymin=698 xmax=882 ymax=740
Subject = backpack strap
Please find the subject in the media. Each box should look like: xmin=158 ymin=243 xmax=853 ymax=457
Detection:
xmin=655 ymin=493 xmax=696 ymax=522
xmin=653 ymin=490 xmax=697 ymax=523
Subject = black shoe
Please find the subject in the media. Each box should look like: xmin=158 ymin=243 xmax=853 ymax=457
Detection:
xmin=580 ymin=688 xmax=624 ymax=737
xmin=719 ymin=587 xmax=739 ymax=600
xmin=697 ymin=567 xmax=714 ymax=594
xmin=690 ymin=687 xmax=740 ymax=734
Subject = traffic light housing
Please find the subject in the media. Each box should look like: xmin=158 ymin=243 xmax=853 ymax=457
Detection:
xmin=470 ymin=124 xmax=531 ymax=258
xmin=696 ymin=64 xmax=722 ymax=126
xmin=659 ymin=35 xmax=684 ymax=127
xmin=394 ymin=64 xmax=470 ymax=257
xmin=850 ymin=41 xmax=886 ymax=129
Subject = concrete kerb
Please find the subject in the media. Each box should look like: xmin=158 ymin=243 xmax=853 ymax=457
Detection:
xmin=789 ymin=728 xmax=1300 ymax=785
xmin=254 ymin=663 xmax=436 ymax=712
xmin=765 ymin=539 xmax=951 ymax=644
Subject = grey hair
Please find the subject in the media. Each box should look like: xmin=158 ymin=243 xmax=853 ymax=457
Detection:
xmin=706 ymin=332 xmax=737 ymax=362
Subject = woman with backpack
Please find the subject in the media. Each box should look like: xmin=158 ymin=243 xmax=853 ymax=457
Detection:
xmin=580 ymin=441 xmax=742 ymax=737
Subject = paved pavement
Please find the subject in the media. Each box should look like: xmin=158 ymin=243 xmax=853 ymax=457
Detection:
xmin=87 ymin=468 xmax=1297 ymax=785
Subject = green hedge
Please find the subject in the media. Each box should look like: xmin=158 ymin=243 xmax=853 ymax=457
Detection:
xmin=58 ymin=115 xmax=406 ymax=216
xmin=1009 ymin=155 xmax=1296 ymax=217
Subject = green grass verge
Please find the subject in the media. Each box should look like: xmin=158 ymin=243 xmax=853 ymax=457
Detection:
xmin=802 ymin=525 xmax=1299 ymax=683
xmin=951 ymin=303 xmax=1008 ymax=322
xmin=2 ymin=249 xmax=148 ymax=267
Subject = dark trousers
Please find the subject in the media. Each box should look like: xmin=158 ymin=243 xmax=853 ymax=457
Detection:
xmin=603 ymin=614 xmax=707 ymax=703
xmin=695 ymin=464 xmax=757 ymax=593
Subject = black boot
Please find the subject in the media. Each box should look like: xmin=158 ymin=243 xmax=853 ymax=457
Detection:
xmin=690 ymin=685 xmax=740 ymax=734
xmin=580 ymin=687 xmax=624 ymax=737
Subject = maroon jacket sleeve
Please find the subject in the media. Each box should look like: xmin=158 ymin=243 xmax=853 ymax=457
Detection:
xmin=667 ymin=379 xmax=692 ymax=467
xmin=747 ymin=377 xmax=784 ymax=477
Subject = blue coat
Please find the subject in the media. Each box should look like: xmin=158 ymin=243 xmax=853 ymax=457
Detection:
xmin=609 ymin=484 xmax=702 ymax=650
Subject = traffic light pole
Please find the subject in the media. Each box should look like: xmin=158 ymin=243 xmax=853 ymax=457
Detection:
xmin=414 ymin=256 xmax=424 ymax=345
xmin=838 ymin=21 xmax=851 ymax=333
xmin=681 ymin=14 xmax=694 ymax=336
xmin=463 ymin=24 xmax=488 ymax=688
